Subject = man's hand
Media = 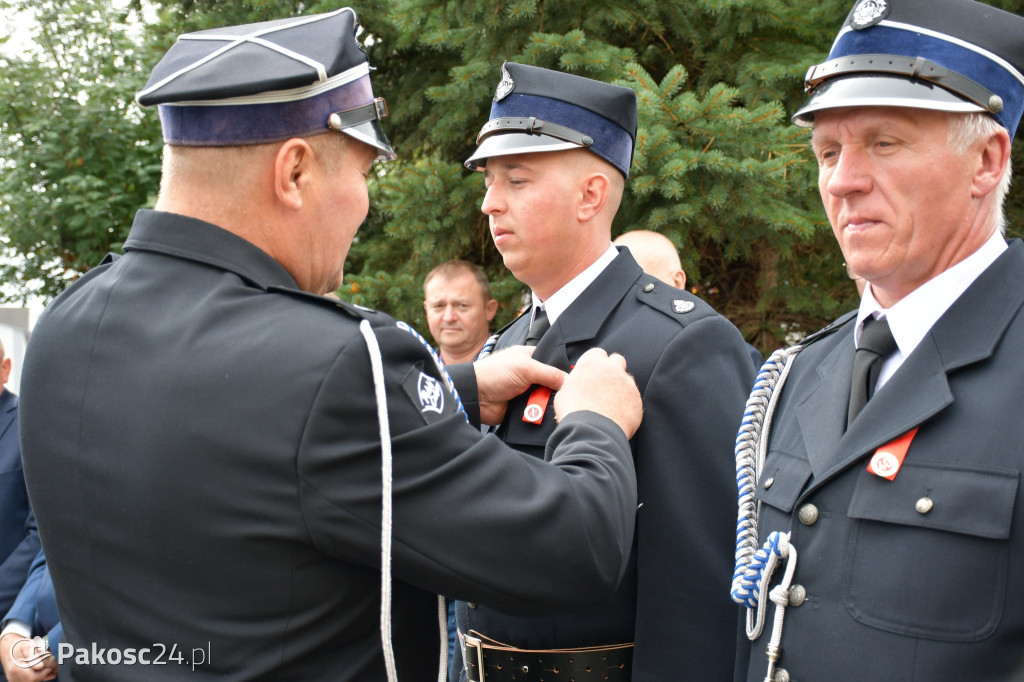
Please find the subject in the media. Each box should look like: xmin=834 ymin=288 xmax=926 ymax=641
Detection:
xmin=473 ymin=346 xmax=567 ymax=425
xmin=554 ymin=348 xmax=643 ymax=438
xmin=0 ymin=633 xmax=57 ymax=682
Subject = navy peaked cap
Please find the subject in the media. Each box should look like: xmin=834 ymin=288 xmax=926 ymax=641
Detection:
xmin=795 ymin=0 xmax=1024 ymax=137
xmin=136 ymin=8 xmax=395 ymax=159
xmin=465 ymin=62 xmax=638 ymax=178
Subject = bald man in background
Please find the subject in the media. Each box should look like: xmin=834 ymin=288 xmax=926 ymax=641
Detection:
xmin=614 ymin=230 xmax=762 ymax=368
xmin=612 ymin=230 xmax=687 ymax=290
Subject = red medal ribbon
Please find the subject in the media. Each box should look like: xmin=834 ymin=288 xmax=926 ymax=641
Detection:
xmin=522 ymin=386 xmax=552 ymax=424
xmin=866 ymin=427 xmax=918 ymax=480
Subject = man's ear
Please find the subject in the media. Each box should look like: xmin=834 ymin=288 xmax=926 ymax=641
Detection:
xmin=485 ymin=298 xmax=499 ymax=322
xmin=971 ymin=128 xmax=1012 ymax=199
xmin=274 ymin=138 xmax=314 ymax=210
xmin=577 ymin=172 xmax=610 ymax=223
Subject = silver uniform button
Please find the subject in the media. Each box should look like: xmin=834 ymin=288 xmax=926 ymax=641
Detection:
xmin=774 ymin=668 xmax=791 ymax=682
xmin=798 ymin=503 xmax=819 ymax=526
xmin=789 ymin=584 xmax=807 ymax=607
xmin=915 ymin=497 xmax=934 ymax=514
xmin=763 ymin=476 xmax=775 ymax=490
xmin=642 ymin=283 xmax=655 ymax=293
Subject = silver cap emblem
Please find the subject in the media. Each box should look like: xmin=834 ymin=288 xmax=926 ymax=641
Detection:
xmin=494 ymin=63 xmax=515 ymax=102
xmin=851 ymin=0 xmax=889 ymax=29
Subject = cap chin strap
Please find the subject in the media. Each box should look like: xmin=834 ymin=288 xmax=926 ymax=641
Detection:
xmin=804 ymin=53 xmax=1004 ymax=113
xmin=475 ymin=116 xmax=594 ymax=147
xmin=328 ymin=97 xmax=389 ymax=131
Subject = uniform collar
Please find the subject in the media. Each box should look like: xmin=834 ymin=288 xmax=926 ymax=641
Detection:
xmin=531 ymin=243 xmax=618 ymax=324
xmin=123 ymin=209 xmax=301 ymax=291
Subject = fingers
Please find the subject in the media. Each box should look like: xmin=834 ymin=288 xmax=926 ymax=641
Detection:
xmin=489 ymin=345 xmax=566 ymax=391
xmin=527 ymin=358 xmax=567 ymax=391
xmin=553 ymin=347 xmax=643 ymax=438
xmin=575 ymin=347 xmax=628 ymax=371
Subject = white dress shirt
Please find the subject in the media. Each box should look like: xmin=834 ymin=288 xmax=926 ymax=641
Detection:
xmin=530 ymin=244 xmax=619 ymax=325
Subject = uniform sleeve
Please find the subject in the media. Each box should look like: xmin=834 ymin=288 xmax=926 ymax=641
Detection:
xmin=296 ymin=322 xmax=638 ymax=615
xmin=632 ymin=315 xmax=754 ymax=679
xmin=0 ymin=506 xmax=41 ymax=616
xmin=2 ymin=548 xmax=45 ymax=631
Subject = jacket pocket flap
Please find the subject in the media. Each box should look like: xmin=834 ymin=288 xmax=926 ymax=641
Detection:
xmin=754 ymin=450 xmax=813 ymax=513
xmin=848 ymin=461 xmax=1018 ymax=539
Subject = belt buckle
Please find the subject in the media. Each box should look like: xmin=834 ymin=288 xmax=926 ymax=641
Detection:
xmin=463 ymin=633 xmax=486 ymax=682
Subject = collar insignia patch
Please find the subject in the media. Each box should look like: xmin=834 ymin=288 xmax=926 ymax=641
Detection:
xmin=672 ymin=299 xmax=695 ymax=314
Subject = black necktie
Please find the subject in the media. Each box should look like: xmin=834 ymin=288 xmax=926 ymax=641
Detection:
xmin=524 ymin=307 xmax=550 ymax=347
xmin=847 ymin=316 xmax=897 ymax=427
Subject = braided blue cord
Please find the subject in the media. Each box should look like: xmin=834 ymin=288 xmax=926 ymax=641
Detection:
xmin=731 ymin=349 xmax=795 ymax=610
xmin=395 ymin=321 xmax=468 ymax=422
xmin=478 ymin=332 xmax=499 ymax=360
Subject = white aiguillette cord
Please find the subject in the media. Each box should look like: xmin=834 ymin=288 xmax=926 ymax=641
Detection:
xmin=359 ymin=319 xmax=457 ymax=682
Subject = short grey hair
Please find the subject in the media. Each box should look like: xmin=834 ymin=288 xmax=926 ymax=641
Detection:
xmin=948 ymin=112 xmax=1013 ymax=234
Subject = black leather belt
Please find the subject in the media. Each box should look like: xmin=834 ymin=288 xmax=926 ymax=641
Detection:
xmin=461 ymin=631 xmax=633 ymax=682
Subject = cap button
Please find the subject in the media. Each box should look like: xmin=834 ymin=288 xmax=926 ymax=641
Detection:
xmin=989 ymin=95 xmax=1004 ymax=113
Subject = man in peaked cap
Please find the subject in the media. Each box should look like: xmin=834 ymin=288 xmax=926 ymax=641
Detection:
xmin=17 ymin=10 xmax=648 ymax=681
xmin=732 ymin=0 xmax=1024 ymax=680
xmin=452 ymin=62 xmax=755 ymax=681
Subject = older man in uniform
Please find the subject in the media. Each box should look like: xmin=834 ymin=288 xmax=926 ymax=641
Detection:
xmin=16 ymin=10 xmax=645 ymax=681
xmin=453 ymin=62 xmax=755 ymax=681
xmin=732 ymin=1 xmax=1024 ymax=680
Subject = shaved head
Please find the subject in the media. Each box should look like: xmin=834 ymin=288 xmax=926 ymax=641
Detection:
xmin=613 ymin=230 xmax=687 ymax=289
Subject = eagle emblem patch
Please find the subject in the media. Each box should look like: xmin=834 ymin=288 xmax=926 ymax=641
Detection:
xmin=417 ymin=372 xmax=445 ymax=414
xmin=402 ymin=363 xmax=452 ymax=424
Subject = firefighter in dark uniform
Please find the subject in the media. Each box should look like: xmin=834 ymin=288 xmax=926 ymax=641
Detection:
xmin=732 ymin=1 xmax=1024 ymax=680
xmin=16 ymin=10 xmax=646 ymax=681
xmin=452 ymin=62 xmax=755 ymax=681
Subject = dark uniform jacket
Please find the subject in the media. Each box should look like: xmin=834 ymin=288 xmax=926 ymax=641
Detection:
xmin=740 ymin=239 xmax=1024 ymax=681
xmin=18 ymin=210 xmax=638 ymax=682
xmin=455 ymin=248 xmax=755 ymax=681
xmin=0 ymin=388 xmax=39 ymax=616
